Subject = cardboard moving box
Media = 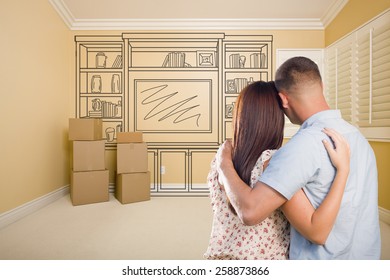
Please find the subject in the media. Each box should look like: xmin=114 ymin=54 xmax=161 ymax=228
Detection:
xmin=117 ymin=132 xmax=143 ymax=143
xmin=117 ymin=142 xmax=148 ymax=174
xmin=72 ymin=140 xmax=106 ymax=171
xmin=116 ymin=172 xmax=150 ymax=204
xmin=70 ymin=169 xmax=109 ymax=206
xmin=69 ymin=118 xmax=102 ymax=140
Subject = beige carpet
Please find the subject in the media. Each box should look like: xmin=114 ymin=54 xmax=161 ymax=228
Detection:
xmin=0 ymin=194 xmax=389 ymax=260
xmin=0 ymin=194 xmax=213 ymax=260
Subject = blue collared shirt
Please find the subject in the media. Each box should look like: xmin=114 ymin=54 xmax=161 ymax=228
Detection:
xmin=260 ymin=110 xmax=381 ymax=259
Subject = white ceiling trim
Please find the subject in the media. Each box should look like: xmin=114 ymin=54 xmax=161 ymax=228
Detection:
xmin=70 ymin=18 xmax=325 ymax=31
xmin=321 ymin=0 xmax=349 ymax=27
xmin=49 ymin=0 xmax=74 ymax=29
xmin=49 ymin=0 xmax=344 ymax=31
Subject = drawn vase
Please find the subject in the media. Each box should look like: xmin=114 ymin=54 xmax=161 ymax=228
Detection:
xmin=239 ymin=55 xmax=246 ymax=68
xmin=105 ymin=127 xmax=115 ymax=142
xmin=111 ymin=74 xmax=120 ymax=93
xmin=91 ymin=75 xmax=102 ymax=93
xmin=116 ymin=124 xmax=122 ymax=134
xmin=96 ymin=52 xmax=107 ymax=68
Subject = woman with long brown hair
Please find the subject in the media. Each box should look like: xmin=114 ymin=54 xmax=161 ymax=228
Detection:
xmin=204 ymin=81 xmax=349 ymax=260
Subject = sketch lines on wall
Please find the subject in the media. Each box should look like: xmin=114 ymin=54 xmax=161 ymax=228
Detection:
xmin=76 ymin=33 xmax=273 ymax=146
xmin=75 ymin=33 xmax=273 ymax=195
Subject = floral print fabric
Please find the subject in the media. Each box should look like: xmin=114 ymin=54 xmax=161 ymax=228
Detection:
xmin=204 ymin=149 xmax=290 ymax=260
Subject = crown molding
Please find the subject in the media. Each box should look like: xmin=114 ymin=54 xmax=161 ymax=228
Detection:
xmin=49 ymin=0 xmax=349 ymax=31
xmin=49 ymin=0 xmax=327 ymax=30
xmin=321 ymin=0 xmax=349 ymax=28
xmin=49 ymin=0 xmax=74 ymax=29
xmin=69 ymin=18 xmax=325 ymax=31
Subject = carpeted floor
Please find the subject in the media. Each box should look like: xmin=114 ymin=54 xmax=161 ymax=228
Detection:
xmin=0 ymin=194 xmax=213 ymax=260
xmin=0 ymin=193 xmax=389 ymax=260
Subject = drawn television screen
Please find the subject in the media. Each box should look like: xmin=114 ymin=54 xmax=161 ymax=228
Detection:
xmin=135 ymin=79 xmax=212 ymax=132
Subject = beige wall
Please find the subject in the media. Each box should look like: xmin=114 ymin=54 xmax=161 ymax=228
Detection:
xmin=0 ymin=0 xmax=72 ymax=213
xmin=371 ymin=142 xmax=390 ymax=210
xmin=325 ymin=0 xmax=390 ymax=210
xmin=325 ymin=0 xmax=390 ymax=47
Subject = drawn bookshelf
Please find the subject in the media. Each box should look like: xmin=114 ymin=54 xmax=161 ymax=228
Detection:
xmin=75 ymin=36 xmax=124 ymax=147
xmin=222 ymin=35 xmax=273 ymax=140
xmin=75 ymin=33 xmax=273 ymax=196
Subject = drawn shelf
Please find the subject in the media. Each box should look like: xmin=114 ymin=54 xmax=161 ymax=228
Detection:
xmin=222 ymin=35 xmax=273 ymax=140
xmin=75 ymin=36 xmax=125 ymax=145
xmin=75 ymin=33 xmax=274 ymax=195
xmin=125 ymin=33 xmax=223 ymax=70
xmin=124 ymin=33 xmax=224 ymax=146
xmin=129 ymin=50 xmax=218 ymax=69
xmin=225 ymin=45 xmax=269 ymax=69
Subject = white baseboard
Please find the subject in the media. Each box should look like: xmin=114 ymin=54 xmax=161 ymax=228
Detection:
xmin=379 ymin=207 xmax=390 ymax=225
xmin=0 ymin=185 xmax=69 ymax=230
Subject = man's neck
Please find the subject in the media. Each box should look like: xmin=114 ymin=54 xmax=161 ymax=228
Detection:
xmin=298 ymin=102 xmax=330 ymax=125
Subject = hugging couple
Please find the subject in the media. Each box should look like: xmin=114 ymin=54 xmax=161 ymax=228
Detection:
xmin=204 ymin=56 xmax=381 ymax=260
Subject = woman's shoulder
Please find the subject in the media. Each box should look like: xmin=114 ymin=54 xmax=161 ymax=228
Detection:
xmin=257 ymin=149 xmax=278 ymax=165
xmin=261 ymin=149 xmax=277 ymax=159
xmin=250 ymin=149 xmax=278 ymax=187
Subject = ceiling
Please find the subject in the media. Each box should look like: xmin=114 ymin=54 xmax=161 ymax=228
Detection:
xmin=49 ymin=0 xmax=349 ymax=30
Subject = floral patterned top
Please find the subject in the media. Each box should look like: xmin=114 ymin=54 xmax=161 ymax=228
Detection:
xmin=204 ymin=149 xmax=290 ymax=260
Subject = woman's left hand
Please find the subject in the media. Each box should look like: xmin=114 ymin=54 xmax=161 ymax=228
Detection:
xmin=322 ymin=127 xmax=350 ymax=172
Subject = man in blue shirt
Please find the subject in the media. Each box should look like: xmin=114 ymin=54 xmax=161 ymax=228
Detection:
xmin=217 ymin=56 xmax=381 ymax=259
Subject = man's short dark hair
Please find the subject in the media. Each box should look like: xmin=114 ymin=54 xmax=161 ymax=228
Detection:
xmin=275 ymin=56 xmax=322 ymax=93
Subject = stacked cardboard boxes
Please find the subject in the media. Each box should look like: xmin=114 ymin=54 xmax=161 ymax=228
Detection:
xmin=69 ymin=118 xmax=109 ymax=206
xmin=115 ymin=132 xmax=150 ymax=204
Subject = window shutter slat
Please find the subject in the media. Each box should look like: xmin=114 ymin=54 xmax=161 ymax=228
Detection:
xmin=326 ymin=11 xmax=390 ymax=138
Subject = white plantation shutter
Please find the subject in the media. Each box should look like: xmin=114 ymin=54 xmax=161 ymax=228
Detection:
xmin=371 ymin=22 xmax=390 ymax=127
xmin=325 ymin=48 xmax=337 ymax=109
xmin=357 ymin=15 xmax=390 ymax=128
xmin=326 ymin=10 xmax=390 ymax=140
xmin=337 ymin=41 xmax=353 ymax=122
xmin=325 ymin=35 xmax=354 ymax=123
xmin=356 ymin=29 xmax=371 ymax=127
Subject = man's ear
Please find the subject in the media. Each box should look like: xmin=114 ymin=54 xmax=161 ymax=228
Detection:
xmin=278 ymin=92 xmax=289 ymax=109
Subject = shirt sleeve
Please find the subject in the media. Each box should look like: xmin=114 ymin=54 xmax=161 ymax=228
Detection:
xmin=259 ymin=130 xmax=322 ymax=200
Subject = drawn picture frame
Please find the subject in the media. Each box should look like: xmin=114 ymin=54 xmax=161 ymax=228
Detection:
xmin=226 ymin=79 xmax=237 ymax=94
xmin=197 ymin=51 xmax=215 ymax=67
xmin=134 ymin=79 xmax=212 ymax=132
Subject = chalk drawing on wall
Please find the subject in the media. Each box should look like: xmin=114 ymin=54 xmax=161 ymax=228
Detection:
xmin=135 ymin=80 xmax=212 ymax=132
xmin=197 ymin=51 xmax=215 ymax=67
xmin=75 ymin=37 xmax=124 ymax=143
xmin=75 ymin=34 xmax=274 ymax=195
xmin=76 ymin=34 xmax=274 ymax=147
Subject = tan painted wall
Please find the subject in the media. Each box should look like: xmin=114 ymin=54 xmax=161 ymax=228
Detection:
xmin=0 ymin=0 xmax=72 ymax=214
xmin=370 ymin=142 xmax=390 ymax=210
xmin=325 ymin=0 xmax=390 ymax=46
xmin=325 ymin=0 xmax=390 ymax=210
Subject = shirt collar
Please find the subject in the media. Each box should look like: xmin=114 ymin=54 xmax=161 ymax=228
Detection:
xmin=300 ymin=110 xmax=341 ymax=129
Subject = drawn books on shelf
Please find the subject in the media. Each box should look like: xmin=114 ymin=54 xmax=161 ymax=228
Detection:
xmin=229 ymin=53 xmax=266 ymax=68
xmin=162 ymin=52 xmax=189 ymax=67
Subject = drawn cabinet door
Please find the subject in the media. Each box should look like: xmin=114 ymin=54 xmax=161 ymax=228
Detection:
xmin=189 ymin=150 xmax=217 ymax=193
xmin=148 ymin=149 xmax=158 ymax=192
xmin=158 ymin=150 xmax=188 ymax=193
